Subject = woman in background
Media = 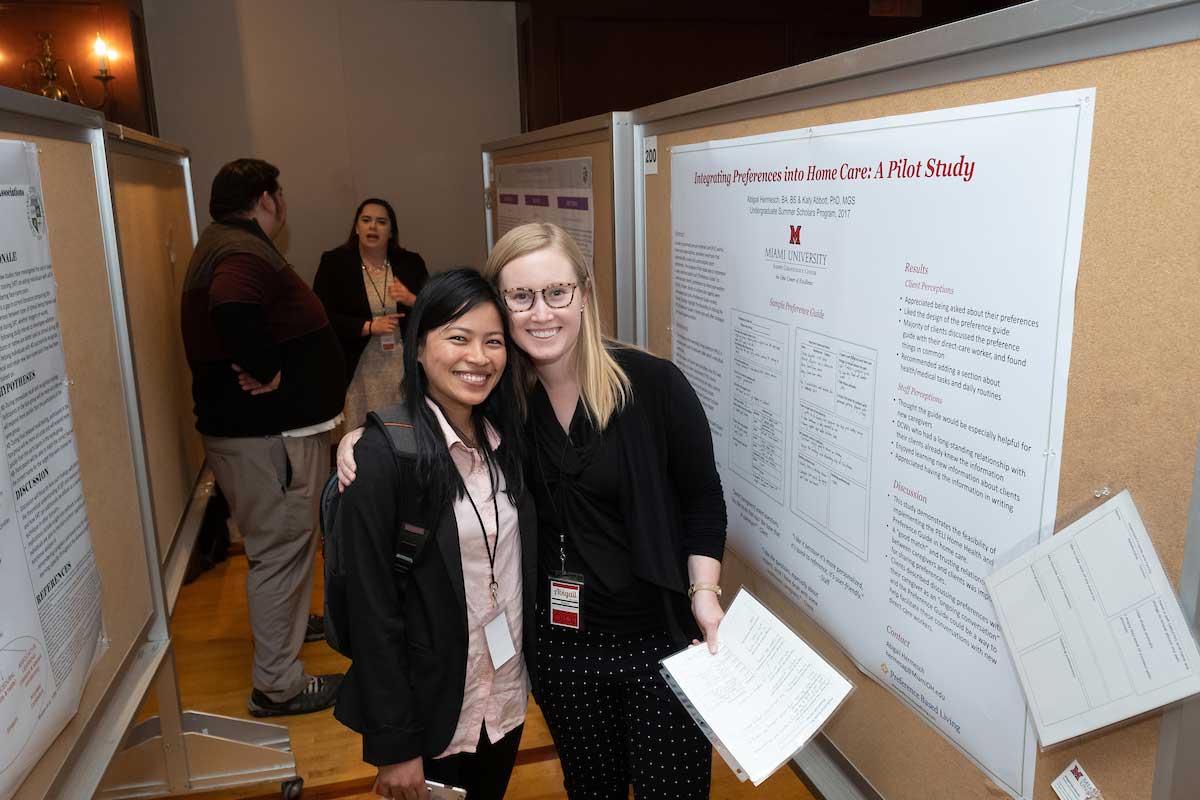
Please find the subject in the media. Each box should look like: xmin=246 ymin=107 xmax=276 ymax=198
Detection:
xmin=314 ymin=197 xmax=428 ymax=430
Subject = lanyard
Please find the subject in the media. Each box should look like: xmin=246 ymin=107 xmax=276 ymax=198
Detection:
xmin=535 ymin=433 xmax=573 ymax=574
xmin=362 ymin=260 xmax=390 ymax=313
xmin=462 ymin=461 xmax=501 ymax=605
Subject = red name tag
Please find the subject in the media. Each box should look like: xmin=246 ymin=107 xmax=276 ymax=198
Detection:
xmin=551 ymin=608 xmax=579 ymax=628
xmin=549 ymin=578 xmax=582 ymax=630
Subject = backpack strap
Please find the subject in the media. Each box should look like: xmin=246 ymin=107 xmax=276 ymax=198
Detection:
xmin=369 ymin=403 xmax=417 ymax=459
xmin=364 ymin=404 xmax=426 ymax=576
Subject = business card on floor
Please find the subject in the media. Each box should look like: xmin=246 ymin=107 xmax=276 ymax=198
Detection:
xmin=1051 ymin=759 xmax=1101 ymax=800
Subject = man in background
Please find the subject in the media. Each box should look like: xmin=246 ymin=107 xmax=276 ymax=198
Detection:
xmin=180 ymin=158 xmax=346 ymax=716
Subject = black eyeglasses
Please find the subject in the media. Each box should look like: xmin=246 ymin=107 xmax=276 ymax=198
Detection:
xmin=502 ymin=282 xmax=578 ymax=312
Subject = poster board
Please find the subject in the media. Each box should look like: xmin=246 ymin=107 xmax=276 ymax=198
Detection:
xmin=483 ymin=113 xmax=631 ymax=340
xmin=0 ymin=90 xmax=169 ymax=800
xmin=634 ymin=3 xmax=1200 ymax=799
xmin=105 ymin=127 xmax=202 ymax=567
xmin=495 ymin=156 xmax=595 ymax=267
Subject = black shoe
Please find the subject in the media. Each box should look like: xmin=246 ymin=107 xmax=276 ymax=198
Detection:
xmin=305 ymin=613 xmax=325 ymax=643
xmin=248 ymin=673 xmax=343 ymax=717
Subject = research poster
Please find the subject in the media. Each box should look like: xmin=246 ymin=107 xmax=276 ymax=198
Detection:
xmin=0 ymin=140 xmax=105 ymax=799
xmin=495 ymin=157 xmax=594 ymax=265
xmin=669 ymin=90 xmax=1095 ymax=799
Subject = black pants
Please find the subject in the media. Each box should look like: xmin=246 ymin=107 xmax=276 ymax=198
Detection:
xmin=536 ymin=619 xmax=712 ymax=799
xmin=424 ymin=723 xmax=524 ymax=800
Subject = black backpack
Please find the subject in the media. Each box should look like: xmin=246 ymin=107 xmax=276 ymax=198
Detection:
xmin=320 ymin=405 xmax=427 ymax=658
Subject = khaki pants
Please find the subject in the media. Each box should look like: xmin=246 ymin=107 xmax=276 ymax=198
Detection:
xmin=203 ymin=433 xmax=328 ymax=702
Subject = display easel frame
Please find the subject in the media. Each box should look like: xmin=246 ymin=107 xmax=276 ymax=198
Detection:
xmin=627 ymin=1 xmax=1200 ymax=798
xmin=481 ymin=112 xmax=636 ymax=342
xmin=102 ymin=122 xmax=205 ymax=615
xmin=1152 ymin=434 xmax=1200 ymax=800
xmin=0 ymin=87 xmax=299 ymax=800
xmin=0 ymin=84 xmax=172 ymax=800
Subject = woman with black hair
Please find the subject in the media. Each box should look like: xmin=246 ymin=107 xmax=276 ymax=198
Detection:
xmin=333 ymin=269 xmax=535 ymax=800
xmin=313 ymin=198 xmax=429 ymax=430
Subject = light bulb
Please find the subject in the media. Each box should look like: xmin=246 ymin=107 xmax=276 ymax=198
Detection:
xmin=93 ymin=34 xmax=110 ymax=74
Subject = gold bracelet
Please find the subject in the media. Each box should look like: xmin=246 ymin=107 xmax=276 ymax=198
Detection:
xmin=688 ymin=583 xmax=722 ymax=598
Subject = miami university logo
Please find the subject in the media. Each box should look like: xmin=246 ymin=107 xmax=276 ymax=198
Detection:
xmin=789 ymin=224 xmax=802 ymax=245
xmin=27 ymin=188 xmax=45 ymax=239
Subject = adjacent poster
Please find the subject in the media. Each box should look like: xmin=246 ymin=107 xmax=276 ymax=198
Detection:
xmin=669 ymin=90 xmax=1095 ymax=799
xmin=0 ymin=140 xmax=105 ymax=799
xmin=495 ymin=157 xmax=594 ymax=265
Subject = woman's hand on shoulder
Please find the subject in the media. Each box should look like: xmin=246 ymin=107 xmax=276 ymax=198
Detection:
xmin=372 ymin=757 xmax=429 ymax=799
xmin=690 ymin=590 xmax=724 ymax=654
xmin=336 ymin=427 xmax=366 ymax=491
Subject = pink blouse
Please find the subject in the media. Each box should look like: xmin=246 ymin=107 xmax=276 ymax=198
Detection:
xmin=427 ymin=401 xmax=528 ymax=758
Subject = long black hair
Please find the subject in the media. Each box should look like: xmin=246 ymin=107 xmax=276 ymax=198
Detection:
xmin=344 ymin=197 xmax=406 ymax=264
xmin=403 ymin=268 xmax=525 ymax=506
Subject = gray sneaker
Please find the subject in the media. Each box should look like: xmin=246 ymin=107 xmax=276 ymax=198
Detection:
xmin=247 ymin=673 xmax=343 ymax=717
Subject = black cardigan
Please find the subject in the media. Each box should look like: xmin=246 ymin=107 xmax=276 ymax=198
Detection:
xmin=608 ymin=346 xmax=728 ymax=641
xmin=312 ymin=243 xmax=428 ymax=382
xmin=333 ymin=422 xmax=538 ymax=765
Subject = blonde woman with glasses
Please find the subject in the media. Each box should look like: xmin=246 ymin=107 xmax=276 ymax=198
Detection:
xmin=338 ymin=223 xmax=726 ymax=799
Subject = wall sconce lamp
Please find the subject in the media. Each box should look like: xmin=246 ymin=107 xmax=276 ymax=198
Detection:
xmin=21 ymin=32 xmax=115 ymax=111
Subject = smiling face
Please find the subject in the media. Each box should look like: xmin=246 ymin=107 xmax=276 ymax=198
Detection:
xmin=417 ymin=301 xmax=507 ymax=429
xmin=355 ymin=202 xmax=391 ymax=253
xmin=498 ymin=245 xmax=587 ymax=371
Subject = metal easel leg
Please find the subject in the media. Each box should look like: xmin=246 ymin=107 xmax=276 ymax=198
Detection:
xmin=95 ymin=644 xmax=299 ymax=798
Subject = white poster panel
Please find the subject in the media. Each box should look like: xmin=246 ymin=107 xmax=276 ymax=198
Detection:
xmin=669 ymin=90 xmax=1095 ymax=799
xmin=496 ymin=157 xmax=594 ymax=265
xmin=0 ymin=140 xmax=105 ymax=800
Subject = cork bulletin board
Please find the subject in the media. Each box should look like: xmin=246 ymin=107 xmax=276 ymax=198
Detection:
xmin=489 ymin=129 xmax=617 ymax=336
xmin=641 ymin=37 xmax=1200 ymax=800
xmin=107 ymin=142 xmax=202 ymax=561
xmin=3 ymin=125 xmax=154 ymax=800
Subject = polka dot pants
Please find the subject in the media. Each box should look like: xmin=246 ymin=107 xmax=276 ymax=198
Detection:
xmin=536 ymin=619 xmax=712 ymax=799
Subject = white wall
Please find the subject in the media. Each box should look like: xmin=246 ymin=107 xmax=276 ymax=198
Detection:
xmin=144 ymin=0 xmax=520 ymax=282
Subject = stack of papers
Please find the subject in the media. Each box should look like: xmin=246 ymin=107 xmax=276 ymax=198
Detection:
xmin=987 ymin=490 xmax=1200 ymax=746
xmin=659 ymin=590 xmax=853 ymax=785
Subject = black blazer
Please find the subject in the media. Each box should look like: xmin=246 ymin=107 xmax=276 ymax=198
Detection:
xmin=312 ymin=243 xmax=428 ymax=382
xmin=333 ymin=424 xmax=537 ymax=766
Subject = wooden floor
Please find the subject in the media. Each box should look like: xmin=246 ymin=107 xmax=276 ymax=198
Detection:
xmin=156 ymin=547 xmax=816 ymax=800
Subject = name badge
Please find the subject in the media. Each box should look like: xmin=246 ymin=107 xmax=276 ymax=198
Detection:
xmin=548 ymin=571 xmax=584 ymax=630
xmin=484 ymin=607 xmax=517 ymax=669
xmin=380 ymin=332 xmax=396 ymax=352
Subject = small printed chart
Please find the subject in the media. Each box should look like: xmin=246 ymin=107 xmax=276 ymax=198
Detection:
xmin=789 ymin=329 xmax=876 ymax=559
xmin=729 ymin=310 xmax=788 ymax=505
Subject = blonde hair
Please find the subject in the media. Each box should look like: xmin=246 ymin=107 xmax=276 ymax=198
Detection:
xmin=483 ymin=222 xmax=631 ymax=429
